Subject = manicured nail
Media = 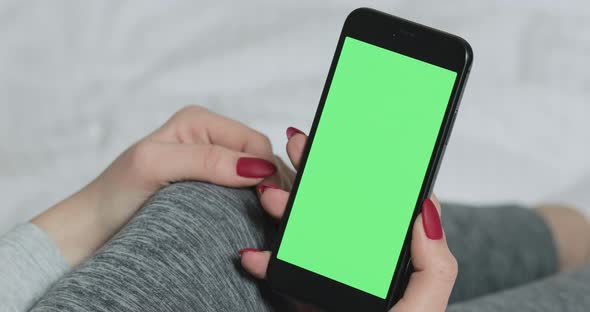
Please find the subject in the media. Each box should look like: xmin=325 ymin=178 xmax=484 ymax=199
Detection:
xmin=237 ymin=157 xmax=277 ymax=178
xmin=422 ymin=198 xmax=443 ymax=240
xmin=257 ymin=183 xmax=282 ymax=194
xmin=239 ymin=248 xmax=260 ymax=257
xmin=286 ymin=126 xmax=305 ymax=139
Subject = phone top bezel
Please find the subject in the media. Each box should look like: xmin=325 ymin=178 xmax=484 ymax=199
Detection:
xmin=266 ymin=7 xmax=473 ymax=312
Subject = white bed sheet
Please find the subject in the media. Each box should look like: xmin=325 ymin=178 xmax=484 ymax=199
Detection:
xmin=1 ymin=0 xmax=589 ymax=234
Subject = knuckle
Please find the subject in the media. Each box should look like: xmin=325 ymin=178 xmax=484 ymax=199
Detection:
xmin=258 ymin=133 xmax=272 ymax=150
xmin=262 ymin=134 xmax=272 ymax=147
xmin=126 ymin=142 xmax=156 ymax=175
xmin=433 ymin=253 xmax=459 ymax=282
xmin=174 ymin=105 xmax=207 ymax=119
xmin=202 ymin=145 xmax=225 ymax=173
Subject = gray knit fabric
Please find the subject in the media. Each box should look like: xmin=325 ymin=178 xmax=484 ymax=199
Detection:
xmin=443 ymin=202 xmax=558 ymax=303
xmin=26 ymin=182 xmax=590 ymax=311
xmin=449 ymin=266 xmax=590 ymax=312
xmin=0 ymin=223 xmax=69 ymax=312
xmin=30 ymin=182 xmax=281 ymax=312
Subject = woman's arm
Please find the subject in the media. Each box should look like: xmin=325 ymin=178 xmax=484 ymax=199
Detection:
xmin=32 ymin=105 xmax=284 ymax=267
xmin=0 ymin=224 xmax=69 ymax=311
xmin=1 ymin=105 xmax=292 ymax=311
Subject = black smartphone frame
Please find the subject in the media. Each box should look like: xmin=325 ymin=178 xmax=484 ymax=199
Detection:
xmin=267 ymin=7 xmax=473 ymax=312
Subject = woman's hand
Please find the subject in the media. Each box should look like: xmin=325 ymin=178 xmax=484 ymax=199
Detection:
xmin=33 ymin=105 xmax=290 ymax=266
xmin=240 ymin=128 xmax=458 ymax=312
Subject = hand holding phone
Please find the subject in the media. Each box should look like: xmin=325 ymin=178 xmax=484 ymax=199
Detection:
xmin=241 ymin=7 xmax=471 ymax=312
xmin=240 ymin=130 xmax=457 ymax=312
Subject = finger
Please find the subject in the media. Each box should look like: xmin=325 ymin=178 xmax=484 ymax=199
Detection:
xmin=257 ymin=183 xmax=290 ymax=220
xmin=431 ymin=193 xmax=441 ymax=215
xmin=239 ymin=249 xmax=272 ymax=279
xmin=286 ymin=127 xmax=307 ymax=170
xmin=240 ymin=248 xmax=318 ymax=312
xmin=126 ymin=141 xmax=277 ymax=188
xmin=273 ymin=154 xmax=296 ymax=190
xmin=152 ymin=106 xmax=274 ymax=160
xmin=293 ymin=302 xmax=321 ymax=312
xmin=255 ymin=155 xmax=295 ymax=199
xmin=390 ymin=197 xmax=457 ymax=312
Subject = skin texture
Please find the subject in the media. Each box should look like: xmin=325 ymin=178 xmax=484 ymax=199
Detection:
xmin=31 ymin=105 xmax=293 ymax=267
xmin=240 ymin=130 xmax=459 ymax=312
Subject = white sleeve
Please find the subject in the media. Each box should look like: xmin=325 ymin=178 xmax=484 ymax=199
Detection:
xmin=0 ymin=223 xmax=70 ymax=311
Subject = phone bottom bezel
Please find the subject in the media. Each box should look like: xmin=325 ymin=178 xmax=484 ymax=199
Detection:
xmin=267 ymin=253 xmax=412 ymax=312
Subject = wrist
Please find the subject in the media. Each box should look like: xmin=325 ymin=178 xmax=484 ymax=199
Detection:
xmin=31 ymin=184 xmax=110 ymax=266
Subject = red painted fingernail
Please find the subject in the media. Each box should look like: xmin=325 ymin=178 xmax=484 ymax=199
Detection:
xmin=422 ymin=198 xmax=443 ymax=240
xmin=238 ymin=248 xmax=260 ymax=256
xmin=286 ymin=126 xmax=305 ymax=139
xmin=236 ymin=157 xmax=277 ymax=178
xmin=257 ymin=183 xmax=282 ymax=194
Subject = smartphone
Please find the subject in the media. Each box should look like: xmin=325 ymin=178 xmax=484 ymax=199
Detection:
xmin=267 ymin=8 xmax=472 ymax=312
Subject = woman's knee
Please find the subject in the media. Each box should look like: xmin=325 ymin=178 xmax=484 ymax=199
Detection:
xmin=31 ymin=182 xmax=273 ymax=312
xmin=131 ymin=181 xmax=270 ymax=249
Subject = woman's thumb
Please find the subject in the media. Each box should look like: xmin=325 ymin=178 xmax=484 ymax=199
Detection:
xmin=390 ymin=197 xmax=458 ymax=312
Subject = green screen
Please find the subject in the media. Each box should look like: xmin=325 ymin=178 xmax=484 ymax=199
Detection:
xmin=277 ymin=37 xmax=457 ymax=299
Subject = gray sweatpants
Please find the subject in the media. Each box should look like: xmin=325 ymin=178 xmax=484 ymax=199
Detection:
xmin=31 ymin=182 xmax=590 ymax=311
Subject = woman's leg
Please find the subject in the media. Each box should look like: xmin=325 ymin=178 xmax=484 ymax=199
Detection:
xmin=441 ymin=202 xmax=558 ymax=303
xmin=31 ymin=181 xmax=565 ymax=311
xmin=31 ymin=182 xmax=287 ymax=312
xmin=447 ymin=265 xmax=590 ymax=312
